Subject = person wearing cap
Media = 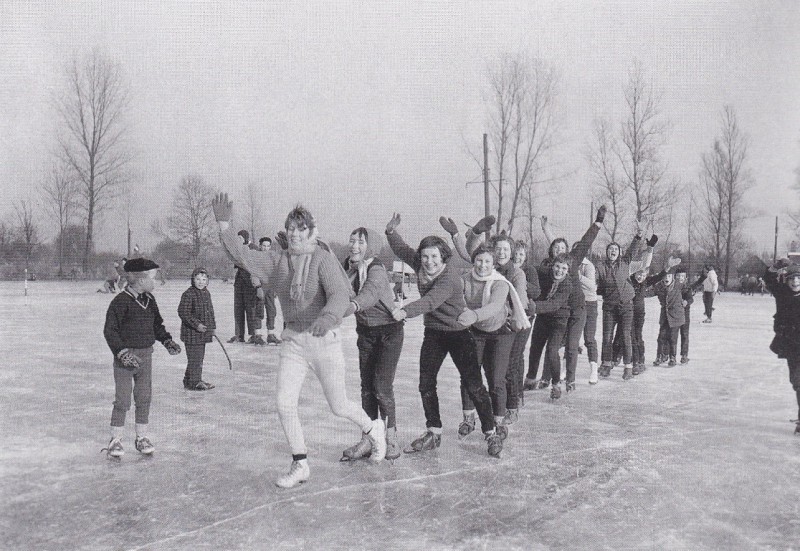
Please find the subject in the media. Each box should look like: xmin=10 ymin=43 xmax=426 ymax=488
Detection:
xmin=178 ymin=267 xmax=217 ymax=391
xmin=212 ymin=194 xmax=387 ymax=489
xmin=764 ymin=259 xmax=800 ymax=435
xmin=102 ymin=258 xmax=182 ymax=459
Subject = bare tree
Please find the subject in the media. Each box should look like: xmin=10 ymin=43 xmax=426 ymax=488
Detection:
xmin=56 ymin=49 xmax=130 ymax=271
xmin=615 ymin=62 xmax=672 ymax=230
xmin=164 ymin=175 xmax=216 ymax=267
xmin=39 ymin=164 xmax=78 ymax=276
xmin=13 ymin=200 xmax=40 ymax=271
xmin=241 ymin=181 xmax=267 ymax=240
xmin=588 ymin=118 xmax=626 ymax=241
xmin=698 ymin=106 xmax=753 ymax=285
xmin=484 ymin=53 xmax=560 ymax=236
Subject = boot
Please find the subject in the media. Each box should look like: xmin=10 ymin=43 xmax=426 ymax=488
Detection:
xmin=523 ymin=378 xmax=539 ymax=391
xmin=458 ymin=412 xmax=476 ymax=439
xmin=653 ymin=355 xmax=664 ymax=366
xmin=550 ymin=382 xmax=562 ymax=400
xmin=366 ymin=419 xmax=387 ymax=462
xmin=680 ymin=355 xmax=690 ymax=364
xmin=599 ymin=362 xmax=613 ymax=378
xmin=266 ymin=334 xmax=282 ymax=345
xmin=403 ymin=430 xmax=441 ymax=453
xmin=622 ymin=365 xmax=634 ymax=380
xmin=385 ymin=427 xmax=401 ymax=460
xmin=486 ymin=432 xmax=503 ymax=457
xmin=632 ymin=363 xmax=647 ymax=376
xmin=275 ymin=459 xmax=310 ymax=488
xmin=340 ymin=433 xmax=372 ymax=461
xmin=503 ymin=409 xmax=518 ymax=425
xmin=668 ymin=356 xmax=677 ymax=367
xmin=565 ymin=381 xmax=576 ymax=393
xmin=588 ymin=362 xmax=599 ymax=385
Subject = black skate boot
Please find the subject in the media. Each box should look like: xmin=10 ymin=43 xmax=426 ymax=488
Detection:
xmin=340 ymin=433 xmax=372 ymax=461
xmin=458 ymin=412 xmax=476 ymax=439
xmin=403 ymin=430 xmax=441 ymax=453
xmin=486 ymin=432 xmax=503 ymax=457
xmin=667 ymin=356 xmax=677 ymax=367
xmin=550 ymin=382 xmax=562 ymax=400
xmin=680 ymin=356 xmax=690 ymax=364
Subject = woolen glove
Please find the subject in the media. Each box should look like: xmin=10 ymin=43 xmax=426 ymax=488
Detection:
xmin=595 ymin=205 xmax=607 ymax=224
xmin=275 ymin=231 xmax=288 ymax=250
xmin=472 ymin=215 xmax=496 ymax=235
xmin=117 ymin=349 xmax=141 ymax=370
xmin=457 ymin=309 xmax=479 ymax=327
xmin=164 ymin=339 xmax=182 ymax=355
xmin=439 ymin=217 xmax=459 ymax=236
xmin=646 ymin=234 xmax=659 ymax=247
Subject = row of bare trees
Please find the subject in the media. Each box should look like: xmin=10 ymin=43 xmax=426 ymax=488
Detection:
xmin=480 ymin=53 xmax=754 ymax=286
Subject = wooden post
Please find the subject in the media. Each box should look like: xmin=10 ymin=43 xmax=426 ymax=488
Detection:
xmin=483 ymin=133 xmax=490 ymax=242
xmin=774 ymin=216 xmax=779 ymax=263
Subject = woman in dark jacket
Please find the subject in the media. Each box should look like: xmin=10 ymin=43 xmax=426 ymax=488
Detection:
xmin=178 ymin=267 xmax=217 ymax=391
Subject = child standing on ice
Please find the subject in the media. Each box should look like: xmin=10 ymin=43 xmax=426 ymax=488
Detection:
xmin=764 ymin=259 xmax=800 ymax=435
xmin=178 ymin=267 xmax=217 ymax=391
xmin=102 ymin=258 xmax=182 ymax=458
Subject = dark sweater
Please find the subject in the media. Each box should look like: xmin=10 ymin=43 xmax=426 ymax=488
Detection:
xmin=178 ymin=286 xmax=216 ymax=345
xmin=104 ymin=290 xmax=172 ymax=356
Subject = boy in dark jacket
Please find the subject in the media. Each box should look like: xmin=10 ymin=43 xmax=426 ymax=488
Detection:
xmin=102 ymin=258 xmax=182 ymax=458
xmin=675 ymin=267 xmax=694 ymax=364
xmin=178 ymin=267 xmax=217 ymax=391
xmin=764 ymin=260 xmax=800 ymax=435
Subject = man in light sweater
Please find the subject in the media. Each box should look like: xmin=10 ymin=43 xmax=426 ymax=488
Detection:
xmin=700 ymin=265 xmax=719 ymax=323
xmin=212 ymin=193 xmax=386 ymax=489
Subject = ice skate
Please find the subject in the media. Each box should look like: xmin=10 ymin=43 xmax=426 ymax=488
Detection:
xmin=458 ymin=412 xmax=476 ymax=439
xmin=668 ymin=356 xmax=677 ymax=367
xmin=550 ymin=382 xmax=562 ymax=400
xmin=652 ymin=356 xmax=664 ymax=366
xmin=189 ymin=381 xmax=214 ymax=391
xmin=534 ymin=380 xmax=551 ymax=390
xmin=701 ymin=317 xmax=712 ymax=324
xmin=680 ymin=356 xmax=690 ymax=364
xmin=275 ymin=459 xmax=310 ymax=489
xmin=632 ymin=363 xmax=647 ymax=376
xmin=366 ymin=419 xmax=387 ymax=462
xmin=588 ymin=362 xmax=599 ymax=385
xmin=523 ymin=378 xmax=539 ymax=391
xmin=135 ymin=436 xmax=155 ymax=455
xmin=385 ymin=427 xmax=401 ymax=460
xmin=249 ymin=334 xmax=267 ymax=346
xmin=486 ymin=432 xmax=503 ymax=458
xmin=102 ymin=437 xmax=124 ymax=459
xmin=599 ymin=362 xmax=613 ymax=378
xmin=340 ymin=433 xmax=372 ymax=461
xmin=266 ymin=334 xmax=282 ymax=345
xmin=227 ymin=335 xmax=244 ymax=343
xmin=403 ymin=430 xmax=441 ymax=453
xmin=795 ymin=421 xmax=800 ymax=436
xmin=496 ymin=423 xmax=508 ymax=441
xmin=503 ymin=409 xmax=518 ymax=425
xmin=622 ymin=366 xmax=634 ymax=380
xmin=565 ymin=381 xmax=576 ymax=393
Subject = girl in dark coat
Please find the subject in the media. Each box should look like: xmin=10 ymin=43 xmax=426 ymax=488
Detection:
xmin=764 ymin=259 xmax=800 ymax=435
xmin=178 ymin=267 xmax=217 ymax=390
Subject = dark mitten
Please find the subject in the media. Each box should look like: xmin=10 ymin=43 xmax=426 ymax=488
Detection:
xmin=275 ymin=231 xmax=289 ymax=250
xmin=595 ymin=205 xmax=607 ymax=224
xmin=117 ymin=350 xmax=141 ymax=370
xmin=646 ymin=234 xmax=659 ymax=247
xmin=439 ymin=217 xmax=459 ymax=236
xmin=472 ymin=215 xmax=496 ymax=235
xmin=164 ymin=339 xmax=182 ymax=355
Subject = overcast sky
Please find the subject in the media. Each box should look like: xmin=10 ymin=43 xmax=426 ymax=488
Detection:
xmin=1 ymin=1 xmax=799 ymax=254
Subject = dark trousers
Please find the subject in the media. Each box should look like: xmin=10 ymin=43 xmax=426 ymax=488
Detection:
xmin=564 ymin=306 xmax=587 ymax=383
xmin=508 ymin=323 xmax=532 ymax=408
xmin=419 ymin=328 xmax=494 ymax=433
xmin=183 ymin=343 xmax=206 ymax=386
xmin=111 ymin=347 xmax=153 ymax=426
xmin=680 ymin=306 xmax=690 ymax=356
xmin=613 ymin=309 xmax=644 ymax=364
xmin=357 ymin=322 xmax=404 ymax=429
xmin=527 ymin=315 xmax=569 ymax=384
xmin=583 ymin=301 xmax=599 ymax=363
xmin=233 ymin=276 xmax=259 ymax=338
xmin=264 ymin=290 xmax=277 ymax=331
xmin=461 ymin=329 xmax=515 ymax=417
xmin=703 ymin=291 xmax=714 ymax=319
xmin=525 ymin=315 xmax=547 ymax=381
xmin=657 ymin=323 xmax=681 ymax=357
xmin=602 ymin=303 xmax=633 ymax=365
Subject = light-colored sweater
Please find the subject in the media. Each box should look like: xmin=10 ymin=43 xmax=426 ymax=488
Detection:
xmin=462 ymin=275 xmax=510 ymax=333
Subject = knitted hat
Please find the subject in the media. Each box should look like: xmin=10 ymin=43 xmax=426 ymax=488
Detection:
xmin=124 ymin=258 xmax=159 ymax=273
xmin=785 ymin=264 xmax=800 ymax=277
xmin=237 ymin=230 xmax=250 ymax=243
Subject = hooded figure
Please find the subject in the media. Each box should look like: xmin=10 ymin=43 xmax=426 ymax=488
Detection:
xmin=178 ymin=267 xmax=217 ymax=346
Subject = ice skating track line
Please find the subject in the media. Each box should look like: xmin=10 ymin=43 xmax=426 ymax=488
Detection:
xmin=125 ymin=427 xmax=722 ymax=551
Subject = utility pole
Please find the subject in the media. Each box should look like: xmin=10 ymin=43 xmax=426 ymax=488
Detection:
xmin=774 ymin=215 xmax=779 ymax=262
xmin=590 ymin=201 xmax=594 ymax=226
xmin=127 ymin=221 xmax=132 ymax=258
xmin=483 ymin=133 xmax=490 ymax=242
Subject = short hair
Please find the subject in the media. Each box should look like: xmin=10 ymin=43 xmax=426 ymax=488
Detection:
xmin=491 ymin=233 xmax=515 ymax=251
xmin=552 ymin=253 xmax=570 ymax=267
xmin=675 ymin=266 xmax=687 ymax=275
xmin=470 ymin=244 xmax=496 ymax=264
xmin=548 ymin=238 xmax=569 ymax=258
xmin=284 ymin=204 xmax=316 ymax=231
xmin=259 ymin=236 xmax=272 ymax=245
xmin=514 ymin=240 xmax=528 ymax=253
xmin=415 ymin=235 xmax=451 ymax=265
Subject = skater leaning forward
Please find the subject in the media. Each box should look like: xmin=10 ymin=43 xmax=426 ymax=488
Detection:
xmin=340 ymin=227 xmax=405 ymax=461
xmin=764 ymin=259 xmax=800 ymax=435
xmin=213 ymin=193 xmax=386 ymax=489
xmin=177 ymin=267 xmax=217 ymax=391
xmin=102 ymin=258 xmax=182 ymax=458
xmin=385 ymin=213 xmax=503 ymax=457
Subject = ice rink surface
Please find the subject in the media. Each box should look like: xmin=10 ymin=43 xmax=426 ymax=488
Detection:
xmin=1 ymin=280 xmax=799 ymax=550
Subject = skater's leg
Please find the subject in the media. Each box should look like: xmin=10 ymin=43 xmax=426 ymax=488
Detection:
xmin=460 ymin=332 xmax=488 ymax=412
xmin=233 ymin=278 xmax=245 ymax=339
xmin=419 ymin=329 xmax=449 ymax=430
xmin=356 ymin=328 xmax=380 ymax=420
xmin=507 ymin=325 xmax=532 ymax=408
xmin=600 ymin=306 xmax=617 ymax=364
xmin=131 ymin=347 xmax=153 ymax=426
xmin=620 ymin=305 xmax=634 ymax=365
xmin=185 ymin=343 xmax=205 ymax=387
xmin=680 ymin=308 xmax=690 ymax=357
xmin=486 ymin=333 xmax=514 ymax=418
xmin=546 ymin=318 xmax=569 ymax=384
xmin=449 ymin=330 xmax=495 ymax=434
xmin=372 ymin=323 xmax=404 ymax=429
xmin=111 ymin=358 xmax=134 ymax=428
xmin=526 ymin=316 xmax=547 ymax=381
xmin=584 ymin=301 xmax=599 ymax=364
xmin=564 ymin=307 xmax=586 ymax=384
xmin=276 ymin=332 xmax=311 ymax=455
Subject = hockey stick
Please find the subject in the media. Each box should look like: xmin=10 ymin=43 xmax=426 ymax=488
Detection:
xmin=213 ymin=334 xmax=233 ymax=370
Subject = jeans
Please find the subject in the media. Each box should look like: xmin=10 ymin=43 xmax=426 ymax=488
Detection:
xmin=680 ymin=306 xmax=690 ymax=356
xmin=357 ymin=322 xmax=404 ymax=429
xmin=528 ymin=315 xmax=569 ymax=384
xmin=111 ymin=347 xmax=153 ymax=426
xmin=564 ymin=306 xmax=587 ymax=383
xmin=233 ymin=274 xmax=260 ymax=337
xmin=583 ymin=301 xmax=599 ymax=363
xmin=602 ymin=303 xmax=633 ymax=365
xmin=508 ymin=324 xmax=533 ymax=407
xmin=419 ymin=328 xmax=494 ymax=433
xmin=703 ymin=291 xmax=714 ymax=319
xmin=461 ymin=329 xmax=515 ymax=417
xmin=657 ymin=324 xmax=681 ymax=357
xmin=277 ymin=328 xmax=372 ymax=455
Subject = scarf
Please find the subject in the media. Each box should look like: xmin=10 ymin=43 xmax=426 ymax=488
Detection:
xmin=288 ymin=240 xmax=318 ymax=301
xmin=347 ymin=257 xmax=373 ymax=294
xmin=470 ymin=269 xmax=531 ymax=331
xmin=418 ymin=263 xmax=447 ymax=286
